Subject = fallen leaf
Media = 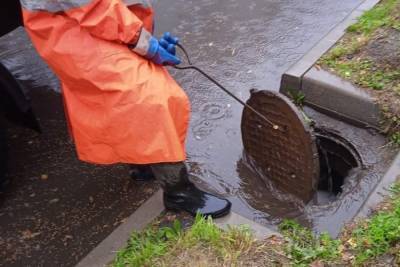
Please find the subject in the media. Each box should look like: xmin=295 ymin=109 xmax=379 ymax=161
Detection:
xmin=21 ymin=230 xmax=41 ymax=240
xmin=342 ymin=252 xmax=355 ymax=262
xmin=144 ymin=188 xmax=153 ymax=194
xmin=268 ymin=235 xmax=284 ymax=245
xmin=166 ymin=214 xmax=177 ymax=221
xmin=49 ymin=198 xmax=59 ymax=204
xmin=346 ymin=238 xmax=357 ymax=248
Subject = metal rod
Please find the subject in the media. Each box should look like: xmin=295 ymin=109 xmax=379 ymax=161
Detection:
xmin=173 ymin=44 xmax=281 ymax=131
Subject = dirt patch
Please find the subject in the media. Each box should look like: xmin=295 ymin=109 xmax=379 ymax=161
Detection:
xmin=366 ymin=28 xmax=400 ymax=128
xmin=159 ymin=237 xmax=289 ymax=267
xmin=365 ymin=28 xmax=400 ymax=68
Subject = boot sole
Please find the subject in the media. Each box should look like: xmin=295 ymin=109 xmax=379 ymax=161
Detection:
xmin=164 ymin=200 xmax=232 ymax=219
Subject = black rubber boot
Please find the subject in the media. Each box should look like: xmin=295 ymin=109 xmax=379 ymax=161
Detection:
xmin=129 ymin=164 xmax=155 ymax=182
xmin=163 ymin=181 xmax=231 ymax=218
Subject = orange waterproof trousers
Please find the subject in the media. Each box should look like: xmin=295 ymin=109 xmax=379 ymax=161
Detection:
xmin=21 ymin=0 xmax=190 ymax=164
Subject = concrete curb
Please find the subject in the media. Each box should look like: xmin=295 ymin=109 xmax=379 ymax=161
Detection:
xmin=279 ymin=0 xmax=381 ymax=127
xmin=357 ymin=152 xmax=400 ymax=218
xmin=301 ymin=67 xmax=381 ymax=127
xmin=75 ymin=190 xmax=164 ymax=267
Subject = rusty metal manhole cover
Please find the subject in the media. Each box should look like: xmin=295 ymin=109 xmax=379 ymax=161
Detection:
xmin=241 ymin=90 xmax=319 ymax=203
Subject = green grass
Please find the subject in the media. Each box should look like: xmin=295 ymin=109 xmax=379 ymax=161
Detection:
xmin=113 ymin=220 xmax=183 ymax=267
xmin=112 ymin=214 xmax=257 ymax=267
xmin=347 ymin=0 xmax=398 ymax=34
xmin=391 ymin=131 xmax=400 ymax=145
xmin=321 ymin=0 xmax=400 ymax=90
xmin=113 ymin=182 xmax=400 ymax=266
xmin=279 ymin=220 xmax=341 ymax=266
xmin=350 ymin=183 xmax=400 ymax=264
xmin=286 ymin=89 xmax=306 ymax=107
xmin=279 ymin=182 xmax=400 ymax=266
xmin=328 ymin=59 xmax=400 ymax=90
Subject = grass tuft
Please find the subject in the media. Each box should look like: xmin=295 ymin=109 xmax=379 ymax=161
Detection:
xmin=279 ymin=220 xmax=340 ymax=266
xmin=350 ymin=183 xmax=400 ymax=264
xmin=347 ymin=0 xmax=398 ymax=34
xmin=112 ymin=214 xmax=270 ymax=267
xmin=113 ymin=219 xmax=182 ymax=267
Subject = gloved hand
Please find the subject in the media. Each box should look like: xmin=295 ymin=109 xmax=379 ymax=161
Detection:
xmin=130 ymin=29 xmax=181 ymax=66
xmin=159 ymin=32 xmax=179 ymax=55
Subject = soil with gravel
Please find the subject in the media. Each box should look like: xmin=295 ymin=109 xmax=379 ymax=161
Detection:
xmin=365 ymin=28 xmax=400 ymax=69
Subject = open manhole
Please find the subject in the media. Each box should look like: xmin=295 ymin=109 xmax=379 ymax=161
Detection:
xmin=241 ymin=90 xmax=362 ymax=204
xmin=314 ymin=128 xmax=362 ymax=203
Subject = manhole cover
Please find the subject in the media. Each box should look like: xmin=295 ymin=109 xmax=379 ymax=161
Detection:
xmin=241 ymin=90 xmax=319 ymax=203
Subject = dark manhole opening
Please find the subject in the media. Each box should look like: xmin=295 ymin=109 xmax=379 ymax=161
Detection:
xmin=315 ymin=128 xmax=362 ymax=200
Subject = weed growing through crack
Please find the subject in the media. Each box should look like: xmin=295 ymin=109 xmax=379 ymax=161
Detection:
xmin=285 ymin=88 xmax=306 ymax=107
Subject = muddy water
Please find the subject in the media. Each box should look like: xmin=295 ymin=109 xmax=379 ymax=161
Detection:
xmin=0 ymin=0 xmax=374 ymax=246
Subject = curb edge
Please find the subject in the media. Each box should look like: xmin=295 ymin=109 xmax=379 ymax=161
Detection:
xmin=279 ymin=0 xmax=381 ymax=127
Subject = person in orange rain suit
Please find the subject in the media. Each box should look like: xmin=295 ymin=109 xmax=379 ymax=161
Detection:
xmin=20 ymin=0 xmax=231 ymax=218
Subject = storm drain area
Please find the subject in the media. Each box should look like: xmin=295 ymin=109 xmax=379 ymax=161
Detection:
xmin=241 ymin=90 xmax=364 ymax=205
xmin=240 ymin=92 xmax=395 ymax=236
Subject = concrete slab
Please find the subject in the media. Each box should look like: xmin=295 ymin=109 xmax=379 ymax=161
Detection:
xmin=214 ymin=212 xmax=279 ymax=240
xmin=280 ymin=0 xmax=381 ymax=127
xmin=75 ymin=190 xmax=164 ymax=267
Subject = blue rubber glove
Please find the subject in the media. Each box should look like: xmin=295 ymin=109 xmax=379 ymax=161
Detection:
xmin=159 ymin=32 xmax=179 ymax=55
xmin=131 ymin=29 xmax=181 ymax=66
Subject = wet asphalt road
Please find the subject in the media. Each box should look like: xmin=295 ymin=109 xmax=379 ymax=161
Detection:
xmin=154 ymin=0 xmax=363 ymax=222
xmin=0 ymin=1 xmax=364 ymax=266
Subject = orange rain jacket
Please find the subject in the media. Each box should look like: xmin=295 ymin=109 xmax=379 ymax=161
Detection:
xmin=21 ymin=0 xmax=190 ymax=164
